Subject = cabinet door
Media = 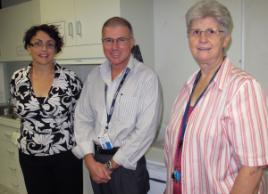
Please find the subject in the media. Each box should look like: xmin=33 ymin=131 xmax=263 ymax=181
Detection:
xmin=74 ymin=0 xmax=119 ymax=46
xmin=40 ymin=0 xmax=76 ymax=46
xmin=0 ymin=64 xmax=6 ymax=104
xmin=0 ymin=2 xmax=34 ymax=61
xmin=0 ymin=11 xmax=4 ymax=61
xmin=38 ymin=0 xmax=119 ymax=61
xmin=0 ymin=123 xmax=27 ymax=194
xmin=0 ymin=126 xmax=18 ymax=191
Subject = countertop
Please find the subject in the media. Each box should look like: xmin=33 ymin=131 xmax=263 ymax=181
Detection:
xmin=146 ymin=139 xmax=165 ymax=165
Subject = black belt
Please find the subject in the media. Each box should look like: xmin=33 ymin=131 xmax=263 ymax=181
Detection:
xmin=94 ymin=144 xmax=119 ymax=155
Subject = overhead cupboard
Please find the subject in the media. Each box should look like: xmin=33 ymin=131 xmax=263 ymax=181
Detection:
xmin=36 ymin=0 xmax=120 ymax=64
xmin=0 ymin=1 xmax=39 ymax=62
xmin=0 ymin=0 xmax=154 ymax=65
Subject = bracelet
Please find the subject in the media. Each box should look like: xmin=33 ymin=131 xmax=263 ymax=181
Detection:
xmin=105 ymin=160 xmax=113 ymax=170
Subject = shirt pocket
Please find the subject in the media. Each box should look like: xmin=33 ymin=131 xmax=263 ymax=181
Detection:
xmin=116 ymin=95 xmax=139 ymax=123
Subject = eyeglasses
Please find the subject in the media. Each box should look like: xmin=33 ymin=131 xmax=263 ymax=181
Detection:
xmin=29 ymin=41 xmax=56 ymax=50
xmin=188 ymin=28 xmax=225 ymax=38
xmin=102 ymin=37 xmax=131 ymax=46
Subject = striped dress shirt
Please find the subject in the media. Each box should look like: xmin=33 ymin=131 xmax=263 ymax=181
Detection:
xmin=74 ymin=56 xmax=162 ymax=169
xmin=164 ymin=58 xmax=268 ymax=194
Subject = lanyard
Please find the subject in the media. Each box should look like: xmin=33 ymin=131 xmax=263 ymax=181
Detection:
xmin=180 ymin=65 xmax=221 ymax=143
xmin=104 ymin=68 xmax=130 ymax=130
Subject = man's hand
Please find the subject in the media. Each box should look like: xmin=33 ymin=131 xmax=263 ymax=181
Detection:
xmin=84 ymin=154 xmax=112 ymax=184
xmin=111 ymin=159 xmax=120 ymax=170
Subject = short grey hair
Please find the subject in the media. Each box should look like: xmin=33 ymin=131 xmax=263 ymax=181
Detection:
xmin=185 ymin=0 xmax=233 ymax=35
xmin=102 ymin=16 xmax=134 ymax=37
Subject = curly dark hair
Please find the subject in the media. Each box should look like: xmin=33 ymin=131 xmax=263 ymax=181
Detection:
xmin=23 ymin=24 xmax=64 ymax=53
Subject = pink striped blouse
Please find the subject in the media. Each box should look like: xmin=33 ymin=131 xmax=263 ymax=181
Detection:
xmin=164 ymin=58 xmax=268 ymax=194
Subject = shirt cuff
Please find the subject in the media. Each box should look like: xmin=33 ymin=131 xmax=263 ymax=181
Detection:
xmin=71 ymin=146 xmax=83 ymax=159
xmin=113 ymin=151 xmax=137 ymax=170
xmin=72 ymin=141 xmax=95 ymax=159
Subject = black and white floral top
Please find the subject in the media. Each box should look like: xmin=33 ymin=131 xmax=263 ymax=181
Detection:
xmin=10 ymin=63 xmax=83 ymax=156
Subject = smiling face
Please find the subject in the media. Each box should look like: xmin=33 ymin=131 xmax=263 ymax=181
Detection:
xmin=27 ymin=31 xmax=56 ymax=66
xmin=102 ymin=25 xmax=134 ymax=70
xmin=188 ymin=17 xmax=230 ymax=68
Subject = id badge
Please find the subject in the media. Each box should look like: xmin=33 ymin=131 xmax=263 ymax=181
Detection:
xmin=98 ymin=133 xmax=113 ymax=150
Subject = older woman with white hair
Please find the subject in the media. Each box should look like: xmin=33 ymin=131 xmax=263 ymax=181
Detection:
xmin=164 ymin=1 xmax=268 ymax=193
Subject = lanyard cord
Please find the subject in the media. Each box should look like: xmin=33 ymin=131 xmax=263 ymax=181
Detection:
xmin=180 ymin=64 xmax=222 ymax=143
xmin=104 ymin=68 xmax=130 ymax=130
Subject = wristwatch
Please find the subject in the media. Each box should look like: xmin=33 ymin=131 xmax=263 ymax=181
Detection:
xmin=105 ymin=160 xmax=113 ymax=170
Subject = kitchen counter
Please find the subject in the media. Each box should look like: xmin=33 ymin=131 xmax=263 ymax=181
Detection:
xmin=146 ymin=139 xmax=166 ymax=194
xmin=146 ymin=139 xmax=165 ymax=165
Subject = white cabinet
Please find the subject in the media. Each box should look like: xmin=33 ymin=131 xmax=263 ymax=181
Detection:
xmin=0 ymin=0 xmax=154 ymax=65
xmin=0 ymin=117 xmax=27 ymax=194
xmin=39 ymin=0 xmax=118 ymax=47
xmin=0 ymin=64 xmax=7 ymax=104
xmin=0 ymin=1 xmax=40 ymax=62
xmin=37 ymin=0 xmax=120 ymax=63
xmin=37 ymin=0 xmax=154 ymax=65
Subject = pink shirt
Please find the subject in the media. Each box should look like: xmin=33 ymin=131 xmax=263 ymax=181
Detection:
xmin=164 ymin=58 xmax=268 ymax=194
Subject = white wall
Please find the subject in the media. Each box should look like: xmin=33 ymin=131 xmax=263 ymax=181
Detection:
xmin=244 ymin=0 xmax=268 ymax=93
xmin=154 ymin=0 xmax=196 ymax=132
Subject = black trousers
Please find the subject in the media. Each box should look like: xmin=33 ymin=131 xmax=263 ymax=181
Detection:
xmin=91 ymin=152 xmax=150 ymax=194
xmin=19 ymin=150 xmax=83 ymax=194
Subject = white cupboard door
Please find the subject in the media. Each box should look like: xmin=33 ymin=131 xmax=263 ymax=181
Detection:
xmin=0 ymin=64 xmax=6 ymax=104
xmin=0 ymin=2 xmax=34 ymax=61
xmin=0 ymin=10 xmax=7 ymax=61
xmin=40 ymin=0 xmax=76 ymax=46
xmin=74 ymin=0 xmax=120 ymax=46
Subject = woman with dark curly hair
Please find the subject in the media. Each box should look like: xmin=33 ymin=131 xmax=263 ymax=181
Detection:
xmin=10 ymin=24 xmax=83 ymax=194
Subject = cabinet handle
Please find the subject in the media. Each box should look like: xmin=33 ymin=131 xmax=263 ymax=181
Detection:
xmin=7 ymin=149 xmax=15 ymax=155
xmin=11 ymin=183 xmax=19 ymax=188
xmin=76 ymin=21 xmax=82 ymax=36
xmin=68 ymin=22 xmax=74 ymax=37
xmin=8 ymin=166 xmax=17 ymax=172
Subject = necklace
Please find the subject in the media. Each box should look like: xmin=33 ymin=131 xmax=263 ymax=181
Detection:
xmin=180 ymin=63 xmax=222 ymax=143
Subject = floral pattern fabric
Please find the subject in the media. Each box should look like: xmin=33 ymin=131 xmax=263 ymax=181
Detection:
xmin=10 ymin=63 xmax=82 ymax=156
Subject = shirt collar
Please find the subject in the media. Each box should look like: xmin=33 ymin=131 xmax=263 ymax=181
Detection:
xmin=26 ymin=62 xmax=60 ymax=78
xmin=214 ymin=57 xmax=233 ymax=90
xmin=100 ymin=55 xmax=136 ymax=84
xmin=185 ymin=57 xmax=232 ymax=92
